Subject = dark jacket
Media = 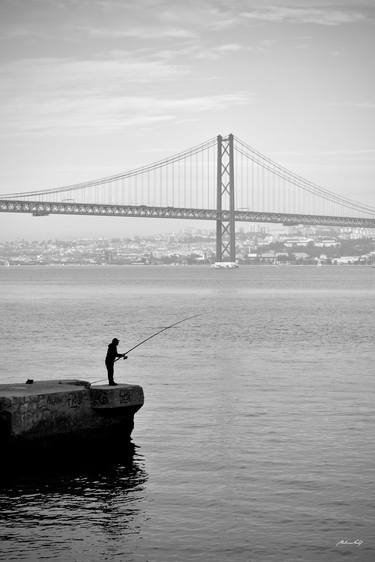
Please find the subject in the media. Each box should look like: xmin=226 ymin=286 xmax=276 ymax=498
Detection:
xmin=105 ymin=342 xmax=122 ymax=364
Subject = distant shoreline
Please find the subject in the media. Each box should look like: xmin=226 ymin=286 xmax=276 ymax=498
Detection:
xmin=1 ymin=263 xmax=373 ymax=268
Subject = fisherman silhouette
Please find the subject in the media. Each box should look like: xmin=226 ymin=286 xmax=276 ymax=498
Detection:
xmin=105 ymin=338 xmax=127 ymax=386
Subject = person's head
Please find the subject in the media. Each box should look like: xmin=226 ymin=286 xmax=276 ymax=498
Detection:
xmin=112 ymin=338 xmax=119 ymax=345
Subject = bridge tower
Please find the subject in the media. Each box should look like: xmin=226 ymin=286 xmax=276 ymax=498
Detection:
xmin=216 ymin=134 xmax=235 ymax=262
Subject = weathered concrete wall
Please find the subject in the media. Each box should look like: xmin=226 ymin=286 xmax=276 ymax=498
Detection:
xmin=91 ymin=384 xmax=144 ymax=410
xmin=0 ymin=380 xmax=144 ymax=442
xmin=12 ymin=388 xmax=91 ymax=437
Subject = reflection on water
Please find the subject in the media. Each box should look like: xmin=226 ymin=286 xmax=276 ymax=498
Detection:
xmin=0 ymin=443 xmax=148 ymax=562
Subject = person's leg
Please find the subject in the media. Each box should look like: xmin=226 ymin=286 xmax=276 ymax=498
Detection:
xmin=106 ymin=362 xmax=115 ymax=385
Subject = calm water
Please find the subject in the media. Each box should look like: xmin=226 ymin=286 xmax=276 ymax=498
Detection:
xmin=0 ymin=265 xmax=374 ymax=561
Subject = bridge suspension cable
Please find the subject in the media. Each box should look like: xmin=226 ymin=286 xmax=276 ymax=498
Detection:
xmin=234 ymin=136 xmax=375 ymax=217
xmin=0 ymin=133 xmax=374 ymax=222
xmin=1 ymin=137 xmax=217 ymax=199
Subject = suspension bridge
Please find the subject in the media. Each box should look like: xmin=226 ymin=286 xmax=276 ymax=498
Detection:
xmin=1 ymin=134 xmax=375 ymax=261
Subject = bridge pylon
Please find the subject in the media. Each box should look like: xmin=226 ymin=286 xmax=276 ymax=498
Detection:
xmin=216 ymin=133 xmax=235 ymax=262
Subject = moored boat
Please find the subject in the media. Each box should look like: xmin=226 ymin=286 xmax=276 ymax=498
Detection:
xmin=211 ymin=261 xmax=239 ymax=269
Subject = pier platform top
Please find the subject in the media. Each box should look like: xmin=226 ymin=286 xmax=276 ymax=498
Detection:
xmin=0 ymin=380 xmax=143 ymax=400
xmin=0 ymin=379 xmax=91 ymax=397
xmin=0 ymin=379 xmax=144 ymax=445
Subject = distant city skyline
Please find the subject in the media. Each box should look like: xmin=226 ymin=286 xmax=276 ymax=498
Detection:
xmin=1 ymin=224 xmax=374 ymax=267
xmin=1 ymin=0 xmax=375 ymax=241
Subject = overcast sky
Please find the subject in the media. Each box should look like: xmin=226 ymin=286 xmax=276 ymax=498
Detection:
xmin=0 ymin=0 xmax=374 ymax=240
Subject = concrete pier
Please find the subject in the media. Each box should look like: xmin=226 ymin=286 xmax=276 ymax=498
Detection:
xmin=0 ymin=379 xmax=144 ymax=454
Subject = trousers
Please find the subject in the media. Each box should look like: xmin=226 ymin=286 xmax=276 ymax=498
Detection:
xmin=105 ymin=361 xmax=114 ymax=384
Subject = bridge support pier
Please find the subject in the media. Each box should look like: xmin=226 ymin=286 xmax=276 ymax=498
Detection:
xmin=216 ymin=134 xmax=235 ymax=262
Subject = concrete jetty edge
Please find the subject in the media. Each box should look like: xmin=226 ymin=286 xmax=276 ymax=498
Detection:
xmin=0 ymin=379 xmax=144 ymax=460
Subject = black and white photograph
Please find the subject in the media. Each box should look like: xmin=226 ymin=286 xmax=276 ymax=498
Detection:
xmin=0 ymin=1 xmax=374 ymax=561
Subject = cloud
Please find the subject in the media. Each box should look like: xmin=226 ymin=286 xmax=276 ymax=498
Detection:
xmin=153 ymin=42 xmax=248 ymax=62
xmin=240 ymin=6 xmax=368 ymax=26
xmin=329 ymin=102 xmax=375 ymax=109
xmin=272 ymin=148 xmax=375 ymax=157
xmin=0 ymin=67 xmax=252 ymax=137
xmin=0 ymin=55 xmax=188 ymax=99
xmin=323 ymin=148 xmax=375 ymax=155
xmin=216 ymin=43 xmax=243 ymax=52
xmin=0 ymin=54 xmax=189 ymax=136
xmin=79 ymin=25 xmax=197 ymax=40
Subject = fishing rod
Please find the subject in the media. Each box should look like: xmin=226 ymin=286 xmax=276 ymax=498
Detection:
xmin=91 ymin=313 xmax=203 ymax=384
xmin=115 ymin=313 xmax=202 ymax=361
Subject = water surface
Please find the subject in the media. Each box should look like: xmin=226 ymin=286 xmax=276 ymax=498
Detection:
xmin=0 ymin=265 xmax=374 ymax=561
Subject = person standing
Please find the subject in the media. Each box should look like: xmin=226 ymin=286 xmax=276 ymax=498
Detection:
xmin=105 ymin=338 xmax=127 ymax=386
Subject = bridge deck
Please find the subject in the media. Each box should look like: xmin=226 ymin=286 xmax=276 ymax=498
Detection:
xmin=1 ymin=199 xmax=375 ymax=228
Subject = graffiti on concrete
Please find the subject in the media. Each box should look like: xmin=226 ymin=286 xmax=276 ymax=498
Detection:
xmin=67 ymin=392 xmax=84 ymax=409
xmin=46 ymin=394 xmax=65 ymax=407
xmin=119 ymin=389 xmax=131 ymax=404
xmin=91 ymin=392 xmax=109 ymax=408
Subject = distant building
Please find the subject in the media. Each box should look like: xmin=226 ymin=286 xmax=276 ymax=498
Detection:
xmin=284 ymin=237 xmax=314 ymax=248
xmin=332 ymin=256 xmax=360 ymax=265
xmin=315 ymin=239 xmax=339 ymax=248
xmin=292 ymin=252 xmax=310 ymax=263
xmin=259 ymin=251 xmax=276 ymax=264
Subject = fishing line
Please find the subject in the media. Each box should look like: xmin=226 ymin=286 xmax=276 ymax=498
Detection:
xmin=91 ymin=313 xmax=203 ymax=385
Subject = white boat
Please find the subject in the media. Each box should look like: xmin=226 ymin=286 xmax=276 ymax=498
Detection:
xmin=211 ymin=261 xmax=239 ymax=269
